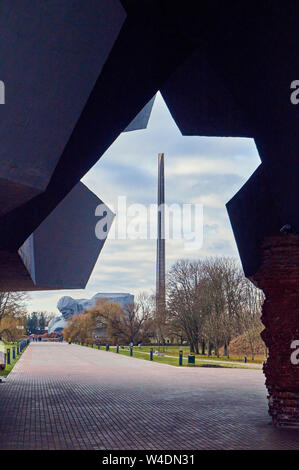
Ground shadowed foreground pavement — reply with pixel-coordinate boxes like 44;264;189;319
0;342;298;450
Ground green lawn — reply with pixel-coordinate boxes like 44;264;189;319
135;345;265;364
74;342;261;369
112;347;261;369
0;341;28;378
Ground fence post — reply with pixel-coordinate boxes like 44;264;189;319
150;348;153;361
179;350;183;366
6;349;11;365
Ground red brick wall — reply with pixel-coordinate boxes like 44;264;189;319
252;234;299;428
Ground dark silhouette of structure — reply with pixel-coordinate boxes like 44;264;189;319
0;1;298;428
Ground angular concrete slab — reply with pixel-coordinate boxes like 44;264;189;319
161;50;252;137
226;164;283;277
123;95;156;132
0;0;125;214
18;182;114;289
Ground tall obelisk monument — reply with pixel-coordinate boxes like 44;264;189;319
156;153;165;312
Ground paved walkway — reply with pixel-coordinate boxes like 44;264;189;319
0;342;298;450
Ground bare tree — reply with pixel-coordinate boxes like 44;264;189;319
167;315;187;345
201;258;245;356
167;259;205;353
122;292;155;344
0;291;28;341
167;257;262;358
64;294;155;345
238;279;265;359
88;298;124;343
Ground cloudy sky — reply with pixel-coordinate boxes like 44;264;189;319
27;92;260;315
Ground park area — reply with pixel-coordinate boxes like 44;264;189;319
76;342;263;369
0;341;298;450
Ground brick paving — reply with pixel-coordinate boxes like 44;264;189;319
0;342;298;450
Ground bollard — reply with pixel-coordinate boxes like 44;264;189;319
98;344;100;350
150;348;153;361
105;344;109;351
179;350;183;366
116;345;119;353
244;356;247;363
130;346;133;357
17;344;19;355
12;347;16;360
6;349;11;365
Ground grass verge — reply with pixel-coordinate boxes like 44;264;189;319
0;342;28;378
74;343;261;369
136;345;265;364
